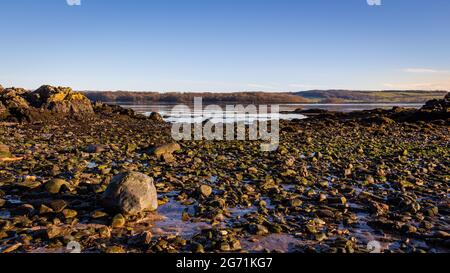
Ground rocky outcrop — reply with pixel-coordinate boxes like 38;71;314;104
421;92;450;113
27;85;94;115
0;85;94;122
102;172;158;215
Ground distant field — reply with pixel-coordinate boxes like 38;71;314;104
83;90;448;104
296;90;448;103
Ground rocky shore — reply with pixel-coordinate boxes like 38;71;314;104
0;85;449;253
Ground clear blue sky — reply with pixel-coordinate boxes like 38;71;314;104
1;0;449;92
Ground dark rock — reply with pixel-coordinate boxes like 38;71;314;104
149;112;165;122
45;178;70;194
248;224;269;236
102;172;158;215
421;92;450;112
295;108;329;115
85;144;108;153
93;103;137;117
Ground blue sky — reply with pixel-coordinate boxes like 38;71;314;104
0;0;449;92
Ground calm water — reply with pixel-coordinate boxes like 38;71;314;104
112;102;424;123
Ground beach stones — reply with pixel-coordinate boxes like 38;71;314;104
112;214;126;228
248;224;269;236
102;172;158;215
45;178;70;194
200;185;213;197
153;142;181;158
85;144;108;153
0;144;11;158
45;178;69;194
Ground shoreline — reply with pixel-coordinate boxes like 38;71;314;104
0;87;449;253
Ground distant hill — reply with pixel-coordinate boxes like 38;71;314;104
83;91;309;104
295;90;448;103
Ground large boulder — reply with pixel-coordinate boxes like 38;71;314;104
102;172;158;215
28;85;94;115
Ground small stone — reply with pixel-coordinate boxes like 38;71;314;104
99;226;112;238
315;233;328;242
62;209;78;219
433;231;450;238
46;226;62;239
39;204;54;214
248;224;269;236
153;143;181;158
85;144;108;153
365;175;375;184
105;246;126;253
318;194;327;202
426;206;439;217
49;200;67;213
285;157;295;167
45;178;70;194
129;231;153;246
149;112;164;122
91;210;108;219
112;214;126;228
220;242;231;251
162;153;175;163
1;243;22;253
0;144;12;158
344;168;352;177
191;243;205;253
401;224;417;234
231;240;241;250
200;185;213;197
290;199;302;207
328;196;347;205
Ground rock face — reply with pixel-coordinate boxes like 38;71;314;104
102;172;158;215
0;85;94;121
